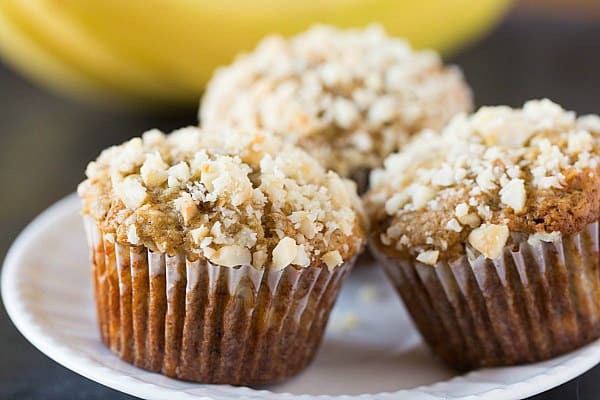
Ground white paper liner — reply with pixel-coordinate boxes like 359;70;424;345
82;216;354;385
375;221;600;370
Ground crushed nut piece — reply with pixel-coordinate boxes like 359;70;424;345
272;237;298;270
140;153;168;187
174;192;198;224
527;231;561;246
416;250;439;265
366;99;598;264
468;224;509;260
115;176;147;209
78;128;365;268
322;250;343;270
445;218;463;232
190;225;209;245
209;245;251;267
127;225;140;245
500;178;526;213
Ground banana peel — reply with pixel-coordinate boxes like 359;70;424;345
0;0;512;106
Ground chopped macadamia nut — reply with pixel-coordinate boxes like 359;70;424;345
446;218;462;232
322;250;344;270
455;203;469;218
476;169;497;192
411;185;436;210
209;245;251;267
167;162;191;188
458;212;481;228
333;98;360;129
78;128;365;270
272;237;298;270
174;192;198;224
468;224;509;260
500;178;526;213
115;176;147;209
190;225;209;245
140;153;168;187
202;24;472;178
366;99;599;263
416;250;439;265
527;231;562;247
252;250;268;269
293;245;310;267
127;225;140;245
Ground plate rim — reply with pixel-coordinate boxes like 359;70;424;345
2;194;600;400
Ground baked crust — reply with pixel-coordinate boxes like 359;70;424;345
366;100;600;264
79;128;365;270
202;24;472;178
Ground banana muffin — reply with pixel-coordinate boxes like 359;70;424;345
365;99;600;370
78;127;365;384
201;24;472;191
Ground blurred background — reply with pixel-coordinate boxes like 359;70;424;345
0;0;599;399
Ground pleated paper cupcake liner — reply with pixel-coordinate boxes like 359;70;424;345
373;220;600;370
83;217;354;385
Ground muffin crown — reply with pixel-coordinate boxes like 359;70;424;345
366;99;600;264
78;128;364;269
201;24;472;176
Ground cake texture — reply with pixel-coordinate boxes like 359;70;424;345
365;99;600;369
201;24;472;189
78;127;365;384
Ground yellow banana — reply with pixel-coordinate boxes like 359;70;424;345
0;0;512;106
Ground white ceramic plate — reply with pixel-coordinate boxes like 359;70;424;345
3;194;600;400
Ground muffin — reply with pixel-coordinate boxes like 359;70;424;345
201;24;472;191
78;127;365;385
365;99;599;370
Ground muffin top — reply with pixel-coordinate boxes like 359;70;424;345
365;99;600;265
201;24;472;177
78;127;365;270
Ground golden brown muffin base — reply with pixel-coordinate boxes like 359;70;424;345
85;219;354;385
372;220;600;370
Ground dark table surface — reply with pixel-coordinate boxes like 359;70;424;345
0;11;598;400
